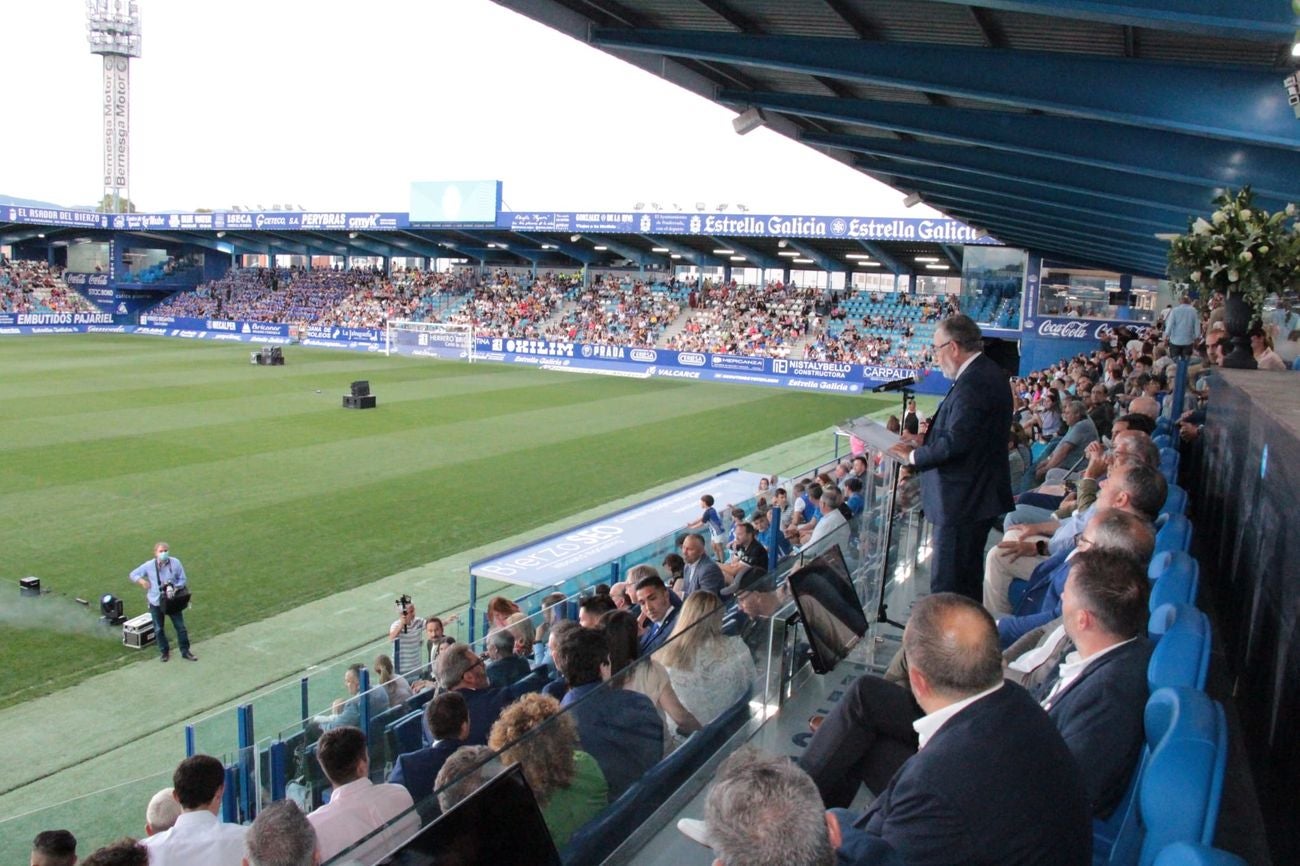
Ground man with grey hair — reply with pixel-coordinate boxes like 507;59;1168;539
243;800;319;866
838;593;1090;865
804;489;848;551
1033;398;1097;482
434;745;494;813
694;748;855;866
144;787;182;836
484;629;529;688
888;315;1014;601
433;642;546;746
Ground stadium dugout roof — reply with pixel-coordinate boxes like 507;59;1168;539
491;0;1300;277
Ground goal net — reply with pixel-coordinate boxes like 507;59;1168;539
384;320;475;362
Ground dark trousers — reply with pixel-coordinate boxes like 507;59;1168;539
930;517;999;601
799;674;922;808
149;604;190;655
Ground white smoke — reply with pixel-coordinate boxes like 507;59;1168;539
0;590;124;639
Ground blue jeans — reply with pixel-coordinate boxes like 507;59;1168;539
150;604;190;655
1002;503;1056;531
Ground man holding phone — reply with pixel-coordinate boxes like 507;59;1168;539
130;541;195;663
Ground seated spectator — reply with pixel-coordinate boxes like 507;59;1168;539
141;755;248;866
542;620;580;702
634;572;681;656
679;533;726;596
660;553;685;588
30;830;77;866
488;693;609;848
434;745;494;814
719;520;768;583
390;691;470;805
1033;399;1098;482
504;612;537;659
80;839;148;866
144;788;182;836
691;748;902;866
832;594;1090;866
484;629;531;688
434;643;548;745
658;592;757;726
1251;327;1288;370
244;800;319;866
312;663;387;731
556;625;663;798
577;594;617;628
307;726;420;865
533;593;568;667
601;609;701;739
1008;424;1034;495
750;507;792;562
802;490;848;551
373;654;413;707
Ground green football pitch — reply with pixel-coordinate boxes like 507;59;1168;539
0;334;889;710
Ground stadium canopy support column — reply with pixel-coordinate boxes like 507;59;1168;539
468;572;478;645
582;263;590;288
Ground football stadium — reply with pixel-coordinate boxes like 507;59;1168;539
3;2;1300;865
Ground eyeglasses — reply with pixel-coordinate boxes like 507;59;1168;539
1075;534;1095;550
933;339;953;353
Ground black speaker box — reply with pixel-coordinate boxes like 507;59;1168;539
342;394;377;409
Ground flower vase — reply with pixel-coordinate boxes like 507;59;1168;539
1220;291;1257;369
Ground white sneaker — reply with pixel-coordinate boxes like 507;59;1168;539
676;817;713;849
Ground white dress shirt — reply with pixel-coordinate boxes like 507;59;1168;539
1040;637;1137;710
308;777;420;865
912;682;1004;750
140;809;248;866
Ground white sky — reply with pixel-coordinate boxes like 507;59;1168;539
0;0;943;219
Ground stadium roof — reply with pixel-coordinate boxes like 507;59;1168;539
491;0;1300;277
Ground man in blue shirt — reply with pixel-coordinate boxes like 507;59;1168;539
1164;294;1200;358
129;541;194;662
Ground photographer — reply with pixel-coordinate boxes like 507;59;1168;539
388;595;425;679
129;542;195;663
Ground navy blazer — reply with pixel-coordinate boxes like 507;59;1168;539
682;556;725;597
485;655;531;688
429;668;550;747
388;738;463;804
1037;638;1153;818
639;601;681;656
564;684;663;799
910;353;1014;526
856;682;1091;866
998;548;1074;648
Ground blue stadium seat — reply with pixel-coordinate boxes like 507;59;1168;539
1154;515;1192;556
1148;552;1199;613
1147;605;1211;691
1292;356;1300;371
1159;449;1180;483
1160;485;1187;518
388;708;425;758
1151;842;1247;866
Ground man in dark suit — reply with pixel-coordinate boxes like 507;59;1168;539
1036;549;1152;817
389;691;468;805
679;533;725;597
483;629;530;687
634;573;681;656
902;398;921;436
558;625;663;799
430;643;548;746
890;315;1014;601
837;593;1091;865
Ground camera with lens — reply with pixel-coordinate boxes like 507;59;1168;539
396;594;413;632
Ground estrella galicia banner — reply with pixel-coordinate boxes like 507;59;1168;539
496;212;997;243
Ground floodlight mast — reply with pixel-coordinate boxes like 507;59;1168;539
87;0;142;215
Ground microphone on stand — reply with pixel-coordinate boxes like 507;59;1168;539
871;373;923;393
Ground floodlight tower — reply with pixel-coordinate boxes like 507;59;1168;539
86;0;142;214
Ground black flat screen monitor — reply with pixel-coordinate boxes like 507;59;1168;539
787;545;868;674
378;763;560;865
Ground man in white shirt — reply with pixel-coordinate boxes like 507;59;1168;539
307;726;421;865
803;490;848;552
141;755;248;866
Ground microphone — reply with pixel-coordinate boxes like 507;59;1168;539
871;373;923;393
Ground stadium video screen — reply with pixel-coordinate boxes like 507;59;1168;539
409;180;502;224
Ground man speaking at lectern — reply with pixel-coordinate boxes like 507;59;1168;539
890;315;1013;601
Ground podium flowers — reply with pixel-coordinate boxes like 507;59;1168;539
1167;187;1300;326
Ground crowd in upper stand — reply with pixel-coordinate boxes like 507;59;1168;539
542;276;685;346
0;258;99;314
666;281;816;358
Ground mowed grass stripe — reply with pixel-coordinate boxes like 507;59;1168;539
0;335;881;707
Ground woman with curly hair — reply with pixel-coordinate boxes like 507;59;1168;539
486;596;521;632
658;591;756;727
487;693;608;847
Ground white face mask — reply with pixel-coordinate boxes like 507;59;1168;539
157;551;169;561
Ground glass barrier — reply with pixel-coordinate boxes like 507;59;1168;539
320;602;773;865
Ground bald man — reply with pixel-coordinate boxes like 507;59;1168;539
830;594;1091;866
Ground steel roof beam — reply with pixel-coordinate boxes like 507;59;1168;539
722;90;1300;201
638;234;724;267
812;133;1233;214
513;233;598;266
708;236;782;270
591;29;1300;147
920;0;1298;42
855;240;908;276
784;239;841;273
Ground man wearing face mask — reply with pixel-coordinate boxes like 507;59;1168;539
130;541;196;663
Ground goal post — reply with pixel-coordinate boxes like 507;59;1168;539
384;320;475;362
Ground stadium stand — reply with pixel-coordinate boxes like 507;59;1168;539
0;259;99;314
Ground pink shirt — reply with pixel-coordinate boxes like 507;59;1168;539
308;777;420;865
